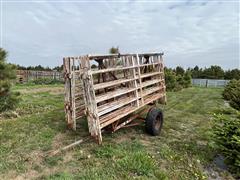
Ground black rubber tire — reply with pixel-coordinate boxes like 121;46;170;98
145;107;163;136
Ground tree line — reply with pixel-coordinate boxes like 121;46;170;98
16;64;63;71
188;65;240;80
164;65;240;80
16;64;240;80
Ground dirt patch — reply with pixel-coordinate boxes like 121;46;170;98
15;170;39;180
139;137;153;147
0;150;45;180
63;152;74;163
52;133;66;149
25;150;45;167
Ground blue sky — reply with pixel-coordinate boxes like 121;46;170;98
1;0;239;69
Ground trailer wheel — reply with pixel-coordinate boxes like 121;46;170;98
146;107;163;136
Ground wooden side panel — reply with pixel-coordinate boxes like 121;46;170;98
64;57;86;131
80;56;102;143
63;57;73;128
70;58;76;130
136;54;144;104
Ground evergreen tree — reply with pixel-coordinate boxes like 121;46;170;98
224;69;240;80
183;71;192;88
202;65;224;79
175;66;185;76
0;48;20;112
109;46;119;54
53;65;63;71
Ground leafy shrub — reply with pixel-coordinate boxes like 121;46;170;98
183;72;192;88
30;78;63;85
212;109;240;175
0;48;20;112
165;68;192;91
0;92;20;112
222;80;240;110
165;69;177;91
176;75;185;87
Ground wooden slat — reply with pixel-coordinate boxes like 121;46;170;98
138;62;161;68
75;104;85;110
63;57;72;125
97;96;138;117
93;78;136;90
75;110;85;117
100;93;165;128
71;58;77;130
75;93;83;98
87;52;164;60
100;105;135;126
142;86;162;97
131;56;140;107
91;63;162;75
95;87;136;103
76;115;85;120
140;79;164;88
80;56;102;144
141;72;162;79
91;66;135;74
144;93;165;105
136;54;144;104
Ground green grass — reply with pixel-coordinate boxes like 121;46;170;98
0;85;235;179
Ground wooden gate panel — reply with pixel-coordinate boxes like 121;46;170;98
63;57;86;130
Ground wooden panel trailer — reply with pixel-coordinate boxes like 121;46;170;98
63;52;166;144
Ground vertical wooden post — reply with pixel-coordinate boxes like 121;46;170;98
71;58;76;130
63;57;72;128
136;54;144;105
159;54;167;104
131;56;140;107
80;56;102;144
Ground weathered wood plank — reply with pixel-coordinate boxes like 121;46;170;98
63;57;73;128
142;86;164;97
97;96;138;116
140;79;164;88
93;78;136;90
141;71;163;79
80;56;102;144
99;93;165;129
131;56;140;107
95;87;137;103
136;54;144;105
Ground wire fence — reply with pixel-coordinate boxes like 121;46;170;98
192;79;230;88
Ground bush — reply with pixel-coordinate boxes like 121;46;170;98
183;72;192;88
212;109;240;175
222;80;240;110
0;48;20;112
30;78;63;85
0;92;20;112
165;69;177;91
165;68;192;91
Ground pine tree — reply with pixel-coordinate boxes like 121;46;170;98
109;46;119;54
0;48;20;112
